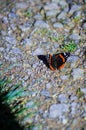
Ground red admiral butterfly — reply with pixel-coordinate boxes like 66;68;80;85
46;52;70;70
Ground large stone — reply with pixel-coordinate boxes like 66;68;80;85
49;104;69;118
72;68;84;80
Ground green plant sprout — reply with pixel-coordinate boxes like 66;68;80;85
48;35;58;42
45;29;65;43
61;41;77;52
23;9;32;17
73;16;81;24
76;88;84;98
40;28;49;36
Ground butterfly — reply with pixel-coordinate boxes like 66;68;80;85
46;52;70;70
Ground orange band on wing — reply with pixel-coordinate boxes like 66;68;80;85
59;54;65;62
58;64;65;70
49;55;52;64
49;65;56;71
49;55;55;71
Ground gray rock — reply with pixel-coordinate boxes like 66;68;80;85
57;94;67;103
43;110;48;118
71;102;77;115
67;56;79;63
27;69;32;75
9;13;17;18
69;5;81;14
32;126;42;130
74;49;81;55
32;48;45;56
16;2;28;9
66;127;72;130
83;104;86;111
82;23;86;30
63;119;68;125
11;8;16;13
19;24;31;32
60;75;68;80
72;68;84;80
2;16;8;24
60;116;68;124
10;24;17;31
66;0;72;4
54;43;59;48
70;95;77;101
34;14;43;20
41;89;50;97
59;1;68;8
24;75;29;81
64;7;69;12
34;20;49;28
25;38;32;46
53;22;63;28
50;17;57;23
46;10;60;18
57;11;66;20
49;104;69;118
9;57;17;62
33;62;39;69
0;47;4;52
73;11;82;18
6;36;17;44
6;44;12;52
10;47;22;54
81;88;86;95
26;101;34;107
44;3;59;10
67;56;79;67
72;119;81;129
4;55;10;61
46;83;51;89
52;0;68;6
1;30;7;36
8;30;13;35
69;34;81;41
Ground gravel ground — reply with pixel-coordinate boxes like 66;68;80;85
0;0;86;130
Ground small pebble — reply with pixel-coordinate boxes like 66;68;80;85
10;47;22;54
6;36;17;44
57;94;67;103
16;2;28;9
57;11;66;20
69;34;81;41
46;10;59;17
34;20;49;28
53;22;63;28
82;22;86;30
2;16;8;24
41;89;50;97
32;48;45;56
34;14;43;20
46;83;51;89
